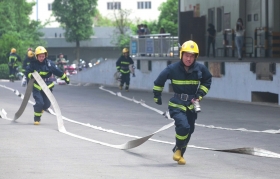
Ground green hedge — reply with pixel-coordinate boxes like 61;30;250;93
0;64;9;79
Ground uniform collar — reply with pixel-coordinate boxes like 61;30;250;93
180;60;196;72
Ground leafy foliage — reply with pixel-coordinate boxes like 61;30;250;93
158;0;178;36
52;0;98;60
110;9;133;50
93;10;114;27
0;64;9;79
0;0;45;65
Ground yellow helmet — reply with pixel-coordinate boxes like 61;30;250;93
122;48;129;53
27;51;34;58
180;40;199;59
35;46;48;58
11;48;16;53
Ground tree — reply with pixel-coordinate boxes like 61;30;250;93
111;9;133;50
158;0;178;36
0;0;45;64
93;10;114;27
52;0;98;60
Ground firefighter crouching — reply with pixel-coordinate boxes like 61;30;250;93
8;48;22;82
25;46;70;125
153;40;212;165
116;48;135;91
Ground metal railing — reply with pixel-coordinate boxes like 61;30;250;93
130;34;179;57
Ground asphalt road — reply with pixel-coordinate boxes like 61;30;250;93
0;80;280;179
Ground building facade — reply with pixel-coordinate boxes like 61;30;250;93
179;0;280;57
26;0;166;28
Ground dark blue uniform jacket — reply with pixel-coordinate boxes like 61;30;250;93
116;55;134;74
153;61;212;111
25;58;66;91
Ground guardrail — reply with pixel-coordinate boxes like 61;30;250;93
129;34;179;57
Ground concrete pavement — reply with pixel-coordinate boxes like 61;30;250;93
0;80;280;179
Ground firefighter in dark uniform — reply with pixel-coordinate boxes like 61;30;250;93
25;46;70;125
116;48;135;91
22;50;36;86
153;40;212;165
8;48;22;82
22;50;36;74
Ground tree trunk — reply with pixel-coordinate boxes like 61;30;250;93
76;40;80;61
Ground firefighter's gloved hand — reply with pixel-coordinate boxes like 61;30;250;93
64;76;70;84
154;95;162;105
132;73;135;77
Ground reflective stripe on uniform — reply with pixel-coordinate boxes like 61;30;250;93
120;69;130;73
176;133;189;140
154;98;158;102
169;101;194;111
61;73;66;80
116;66;120;69
199;85;209;93
34;82;54;90
28;73;32;79
153;86;163;92
168;101;186;112
172;79;199;85
39;71;49;75
34;83;42;90
121;61;130;64
48;82;54;88
34;112;42;116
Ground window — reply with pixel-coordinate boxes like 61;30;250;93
216;7;223;32
137;1;151;9
107;2;121;10
48;3;52;11
247;14;252;22
254;14;258;21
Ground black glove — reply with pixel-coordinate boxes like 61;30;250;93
64;76;70;84
154;95;162;105
132;73;135;77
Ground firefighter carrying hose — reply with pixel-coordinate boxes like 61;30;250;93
153;40;212;165
8;48;22;82
25;46;70;125
116;48;135;92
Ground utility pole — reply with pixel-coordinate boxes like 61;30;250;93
36;0;38;21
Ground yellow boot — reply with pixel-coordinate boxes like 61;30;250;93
173;150;182;161
178;157;186;165
34;121;40;125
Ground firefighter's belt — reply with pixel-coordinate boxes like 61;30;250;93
121;66;129;70
174;93;195;101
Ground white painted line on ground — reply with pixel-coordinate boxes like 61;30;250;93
1;82;280;158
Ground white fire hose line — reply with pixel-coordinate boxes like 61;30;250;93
0;80;280;158
0;72;176;150
100;86;280;135
98;86;280;159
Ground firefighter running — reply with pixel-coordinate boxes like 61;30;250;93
25;46;70;125
153;40;212;165
8;48;22;82
116;48;135;92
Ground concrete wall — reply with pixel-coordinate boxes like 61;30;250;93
70;58;280;105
